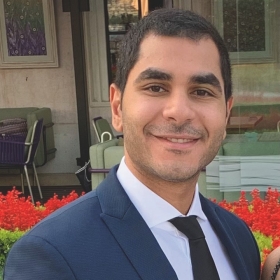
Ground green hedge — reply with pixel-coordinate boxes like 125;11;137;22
0;229;25;269
253;231;273;262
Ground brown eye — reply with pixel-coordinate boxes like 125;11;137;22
150;86;164;92
196;90;208;96
194;90;213;97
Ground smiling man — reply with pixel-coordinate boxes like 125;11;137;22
112;15;232;199
4;8;260;280
111;36;229;210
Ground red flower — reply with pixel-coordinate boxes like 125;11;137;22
215;187;280;264
2;186;280;266
0;187;83;231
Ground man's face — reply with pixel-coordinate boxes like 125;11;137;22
110;34;233;187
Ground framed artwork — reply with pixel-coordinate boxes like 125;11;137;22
0;0;58;68
213;0;275;64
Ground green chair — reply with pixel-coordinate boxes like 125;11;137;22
92;117;114;143
89;139;124;189
92;117;123;143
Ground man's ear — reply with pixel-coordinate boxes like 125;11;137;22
223;96;234;140
226;96;234;121
110;83;123;133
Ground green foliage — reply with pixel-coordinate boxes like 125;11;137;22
0;229;25;268
253;231;273;262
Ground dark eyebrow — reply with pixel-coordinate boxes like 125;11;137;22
134;68;172;85
189;73;222;93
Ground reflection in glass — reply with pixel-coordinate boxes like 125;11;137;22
223;0;265;52
107;0;140;32
106;0;141;81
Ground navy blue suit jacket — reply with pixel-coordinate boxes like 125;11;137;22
4;166;260;280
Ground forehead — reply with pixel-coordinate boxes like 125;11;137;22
129;34;223;84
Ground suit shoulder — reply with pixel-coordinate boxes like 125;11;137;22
27;190;100;235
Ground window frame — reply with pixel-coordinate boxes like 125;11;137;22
212;0;276;64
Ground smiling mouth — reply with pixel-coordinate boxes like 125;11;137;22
166;137;196;143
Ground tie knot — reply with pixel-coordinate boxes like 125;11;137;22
169;215;205;240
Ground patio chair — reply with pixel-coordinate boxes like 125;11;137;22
0;119;44;204
92;117;114;142
92;117;123;143
89;138;124;189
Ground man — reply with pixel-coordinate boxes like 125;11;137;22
4;8;260;280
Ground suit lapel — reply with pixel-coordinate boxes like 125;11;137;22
97;166;178;280
200;194;250;280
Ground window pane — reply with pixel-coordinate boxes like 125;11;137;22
105;0;173;82
106;0;141;82
107;0;140;32
223;0;265;52
207;0;280;201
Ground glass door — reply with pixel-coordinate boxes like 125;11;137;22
105;0;142;83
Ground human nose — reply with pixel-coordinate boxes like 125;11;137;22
162;91;195;124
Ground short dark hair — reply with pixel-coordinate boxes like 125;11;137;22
114;8;232;102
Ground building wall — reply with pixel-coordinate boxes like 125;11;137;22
0;1;80;182
232;64;280;105
1;0;279;188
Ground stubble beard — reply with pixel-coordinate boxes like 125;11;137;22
123;119;225;184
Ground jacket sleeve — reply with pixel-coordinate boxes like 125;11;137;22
3;235;76;280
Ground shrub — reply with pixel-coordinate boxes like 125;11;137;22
216;188;280;263
0;188;81;232
0;189;44;231
253;231;273;263
0;188;82;274
0;229;25;267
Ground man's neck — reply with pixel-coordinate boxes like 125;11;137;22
130;166;200;214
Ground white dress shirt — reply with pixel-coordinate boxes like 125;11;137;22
117;157;238;280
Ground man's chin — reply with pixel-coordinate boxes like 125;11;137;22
151;165;201;183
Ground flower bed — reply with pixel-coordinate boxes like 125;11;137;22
0;187;279;272
215;188;280;263
0;188;81;269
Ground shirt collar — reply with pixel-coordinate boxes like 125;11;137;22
117;157;207;229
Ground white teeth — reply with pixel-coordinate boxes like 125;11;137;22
167;138;193;143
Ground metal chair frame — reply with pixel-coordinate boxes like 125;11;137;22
0;119;44;204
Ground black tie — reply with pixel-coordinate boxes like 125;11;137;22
169;215;220;280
